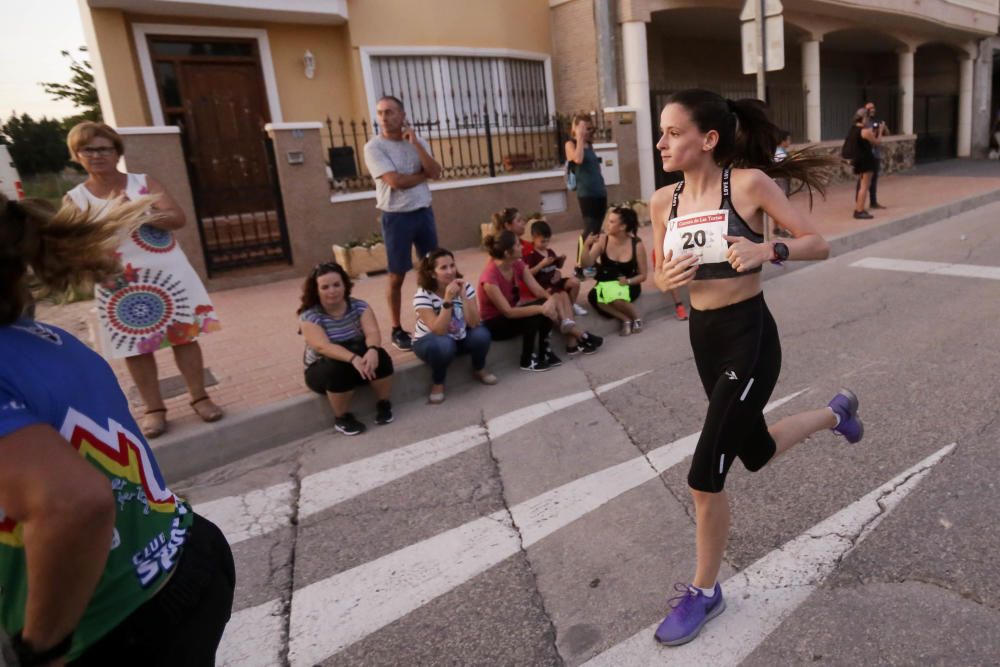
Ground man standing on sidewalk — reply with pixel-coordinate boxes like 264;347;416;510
364;95;443;351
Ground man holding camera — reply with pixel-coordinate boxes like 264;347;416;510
364;95;443;351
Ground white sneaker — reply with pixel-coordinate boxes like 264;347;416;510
572;303;588;316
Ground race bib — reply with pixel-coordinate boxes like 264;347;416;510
664;209;729;265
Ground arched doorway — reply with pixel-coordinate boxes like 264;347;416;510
914;43;961;163
819;29;902;142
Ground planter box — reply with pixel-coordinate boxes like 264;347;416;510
332;243;388;277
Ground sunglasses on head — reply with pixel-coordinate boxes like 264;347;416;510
312;261;341;275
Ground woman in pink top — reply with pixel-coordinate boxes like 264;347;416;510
477;231;557;372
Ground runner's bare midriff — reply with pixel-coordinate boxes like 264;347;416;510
689;272;762;311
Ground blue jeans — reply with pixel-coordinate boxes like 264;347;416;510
412;325;491;384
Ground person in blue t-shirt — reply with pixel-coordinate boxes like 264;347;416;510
0;194;234;665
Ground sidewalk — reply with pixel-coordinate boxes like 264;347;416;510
35;159;1000;478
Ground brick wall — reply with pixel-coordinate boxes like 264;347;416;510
550;0;601;115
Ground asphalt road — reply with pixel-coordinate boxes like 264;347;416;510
177;201;1000;667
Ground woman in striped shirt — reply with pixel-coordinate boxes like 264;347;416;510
298;263;394;436
412;249;496;404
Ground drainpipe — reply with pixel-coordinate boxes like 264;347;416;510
594;0;619;109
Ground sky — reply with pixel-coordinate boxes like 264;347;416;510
0;0;89;121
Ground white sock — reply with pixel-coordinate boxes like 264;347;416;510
694;584;716;597
829;406;841;428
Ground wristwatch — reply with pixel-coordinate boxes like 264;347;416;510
441;301;454;309
771;242;789;264
9;631;73;667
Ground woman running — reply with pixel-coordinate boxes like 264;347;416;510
649;90;864;646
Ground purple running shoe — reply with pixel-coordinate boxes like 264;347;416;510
654;582;726;646
829;389;864;444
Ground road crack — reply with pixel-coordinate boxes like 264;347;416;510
483;408;564;666
278;457;304;666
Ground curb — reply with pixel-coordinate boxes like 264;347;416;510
155;187;1000;481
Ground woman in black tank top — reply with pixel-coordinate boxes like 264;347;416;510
644;90;866;648
582;207;647;335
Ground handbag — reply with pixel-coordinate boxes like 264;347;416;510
595;280;631;304
565;160;577;191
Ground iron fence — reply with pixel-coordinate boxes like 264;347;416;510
324;109;612;195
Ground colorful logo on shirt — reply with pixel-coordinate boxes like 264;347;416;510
59;408;176;514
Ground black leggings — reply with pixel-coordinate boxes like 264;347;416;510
687;292;781;493
72;513;235;666
484;314;552;365
577;195;608;239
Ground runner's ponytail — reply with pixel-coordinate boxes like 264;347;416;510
667;89;837;203
0;194;152;325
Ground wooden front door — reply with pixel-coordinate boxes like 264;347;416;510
150;37;291;273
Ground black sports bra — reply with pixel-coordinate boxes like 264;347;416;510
667;167;764;280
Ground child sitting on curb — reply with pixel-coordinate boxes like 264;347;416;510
525;219;586;315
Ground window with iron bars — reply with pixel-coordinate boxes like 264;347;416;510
369;54;553;131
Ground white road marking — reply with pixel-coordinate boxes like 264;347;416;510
285;390;806;665
196;482;295;545
196;372;651;544
584;443;957;667
852;257;1000;281
217;598;286;667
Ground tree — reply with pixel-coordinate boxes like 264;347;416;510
41;47;102;122
0;114;70;177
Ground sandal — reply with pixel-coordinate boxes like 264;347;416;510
190;396;224;423
141;408;168;439
474;370;498;385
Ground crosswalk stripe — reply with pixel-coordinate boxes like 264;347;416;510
852;257;1000;281
217;599;285;667
284;390;807;665
196;372;650;544
583;442;957;666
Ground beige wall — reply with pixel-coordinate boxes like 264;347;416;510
345;0;552;51
86;7;149;127
266;24;356;125
550;0;602;114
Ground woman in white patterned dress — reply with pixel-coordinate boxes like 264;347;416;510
65;122;223;438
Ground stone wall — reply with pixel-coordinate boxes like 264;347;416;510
791;135;916;184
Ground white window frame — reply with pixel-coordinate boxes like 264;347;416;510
132;23;284;127
360;46;556;138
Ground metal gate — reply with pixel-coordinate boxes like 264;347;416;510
914;94;958;163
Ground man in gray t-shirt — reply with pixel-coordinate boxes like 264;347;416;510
363;95;442;351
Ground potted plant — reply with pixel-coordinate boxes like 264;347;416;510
332;231;388;277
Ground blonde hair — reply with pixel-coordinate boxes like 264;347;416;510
0;194;154;325
67;121;125;159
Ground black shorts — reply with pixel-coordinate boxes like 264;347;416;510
687;292;781;493
305;347;394;394
71;514;235;665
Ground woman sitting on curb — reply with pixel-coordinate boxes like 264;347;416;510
478;231;558;371
583;206;649;336
298;262;393;436
413;248;497;404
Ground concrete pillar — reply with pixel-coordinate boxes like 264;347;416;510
622;20;655;199
958;53;974;157
801;39;822;142
898;48;915;135
118;126;207;281
594;0;620;109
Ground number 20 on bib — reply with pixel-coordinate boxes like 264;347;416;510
664;209;729;265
